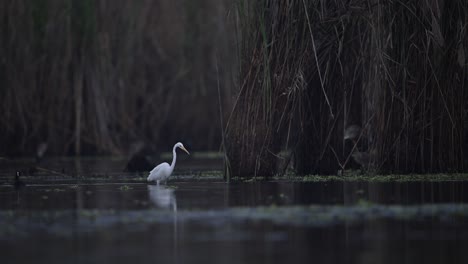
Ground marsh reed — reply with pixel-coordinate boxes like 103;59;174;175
0;0;236;156
226;0;467;177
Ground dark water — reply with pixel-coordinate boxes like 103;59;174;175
0;158;468;264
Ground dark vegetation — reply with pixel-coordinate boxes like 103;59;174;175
226;0;468;177
1;0;467;178
0;0;235;156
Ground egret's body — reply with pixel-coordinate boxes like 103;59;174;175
147;142;189;185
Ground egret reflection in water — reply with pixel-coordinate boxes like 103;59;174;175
147;185;177;211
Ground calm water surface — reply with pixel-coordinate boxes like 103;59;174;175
0;158;467;264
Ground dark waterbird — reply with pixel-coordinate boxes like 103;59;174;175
14;171;26;190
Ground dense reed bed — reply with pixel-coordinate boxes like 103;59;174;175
226;0;468;177
0;0;235;156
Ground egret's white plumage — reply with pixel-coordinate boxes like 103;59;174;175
147;142;190;185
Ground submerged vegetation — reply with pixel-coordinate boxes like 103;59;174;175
300;173;468;182
226;0;468;177
2;204;468;238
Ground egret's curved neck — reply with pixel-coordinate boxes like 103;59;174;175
170;145;177;170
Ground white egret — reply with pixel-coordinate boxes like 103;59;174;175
147;142;190;185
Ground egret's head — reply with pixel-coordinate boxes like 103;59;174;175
176;142;190;155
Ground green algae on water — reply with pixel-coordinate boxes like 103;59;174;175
301;173;468;182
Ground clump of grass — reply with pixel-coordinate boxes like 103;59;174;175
118;185;133;191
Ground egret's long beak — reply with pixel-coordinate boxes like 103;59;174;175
180;146;190;155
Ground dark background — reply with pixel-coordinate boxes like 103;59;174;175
0;0;236;156
1;0;467;176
